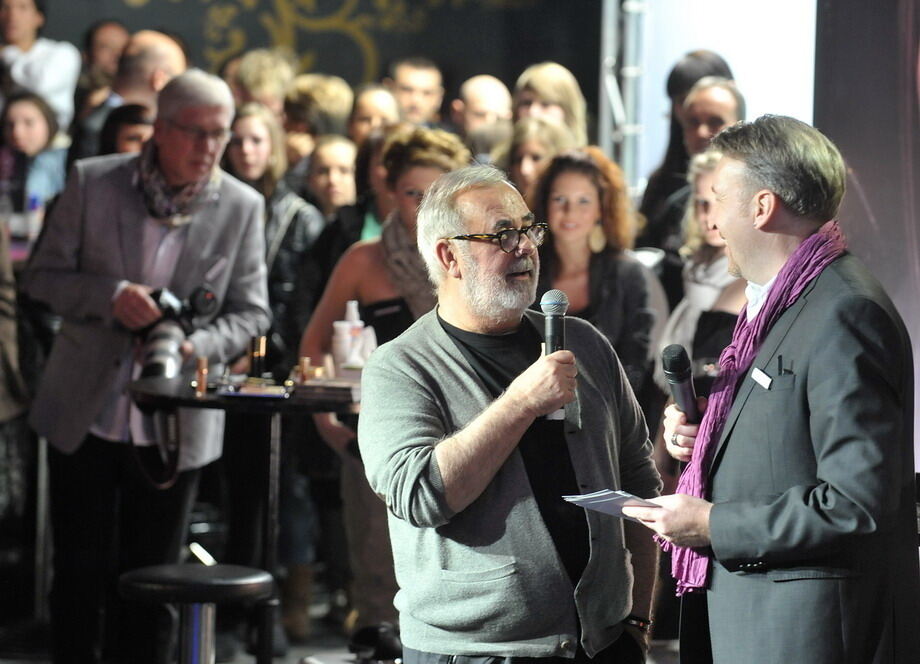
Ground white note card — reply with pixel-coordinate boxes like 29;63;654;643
563;489;660;521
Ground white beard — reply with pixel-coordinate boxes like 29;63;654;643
461;251;539;326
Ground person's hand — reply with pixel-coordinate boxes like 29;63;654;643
663;398;706;463
504;350;577;418
622;493;713;548
314;412;356;455
621;623;650;654
113;283;162;331
229;354;250;375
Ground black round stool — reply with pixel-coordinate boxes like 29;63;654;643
119;564;274;664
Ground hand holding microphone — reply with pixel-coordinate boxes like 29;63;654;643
661;344;705;462
522;288;577;420
506;350;577;418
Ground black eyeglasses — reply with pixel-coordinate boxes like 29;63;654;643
169;120;230;144
447;223;548;253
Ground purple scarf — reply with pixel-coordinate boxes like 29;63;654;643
663;220;848;595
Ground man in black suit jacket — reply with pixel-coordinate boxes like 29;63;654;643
624;115;919;663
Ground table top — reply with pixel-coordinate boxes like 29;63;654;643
130;375;359;415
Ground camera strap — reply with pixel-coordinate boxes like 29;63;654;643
130;410;181;490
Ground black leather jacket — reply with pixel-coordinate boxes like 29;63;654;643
264;181;325;378
536;246;657;393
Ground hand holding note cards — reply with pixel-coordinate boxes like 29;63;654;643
563;489;661;522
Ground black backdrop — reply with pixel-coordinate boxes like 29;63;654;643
42;0;601;113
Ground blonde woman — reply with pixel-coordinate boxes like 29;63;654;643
491;116;577;197
513;61;588;145
653;150;746;399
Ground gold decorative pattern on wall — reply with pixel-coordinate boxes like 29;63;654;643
119;0;534;80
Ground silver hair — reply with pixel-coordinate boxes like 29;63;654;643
710;115;846;222
416;164;513;287
157;68;234;122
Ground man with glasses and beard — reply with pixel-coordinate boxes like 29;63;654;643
358;165;661;664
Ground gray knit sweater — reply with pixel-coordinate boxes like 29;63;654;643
358;308;661;657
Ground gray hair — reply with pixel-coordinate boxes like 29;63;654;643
685;75;746;122
417;164;513;287
710;115;846;223
157;68;234;122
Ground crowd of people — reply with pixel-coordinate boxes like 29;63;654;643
0;3;916;664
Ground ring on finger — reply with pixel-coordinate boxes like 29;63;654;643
670;432;679;447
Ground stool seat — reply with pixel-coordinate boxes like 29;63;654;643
120;564;274;605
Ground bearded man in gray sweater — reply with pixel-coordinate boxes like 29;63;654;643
358;165;661;664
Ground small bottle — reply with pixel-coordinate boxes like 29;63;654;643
195;356;208;397
343;299;364;355
249;335;267;377
298;357;312;383
344;300;360;322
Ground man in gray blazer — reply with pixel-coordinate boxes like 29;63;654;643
624;116;919;663
359;165;661;664
23;69;270;664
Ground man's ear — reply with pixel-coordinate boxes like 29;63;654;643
435;239;462;278
151;67;170;93
450;99;465;128
752;189;779;231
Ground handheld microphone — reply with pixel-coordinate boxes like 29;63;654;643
540;289;569;421
540;289;569;354
661;344;701;424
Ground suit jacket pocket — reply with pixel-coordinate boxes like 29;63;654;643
767;372;795;391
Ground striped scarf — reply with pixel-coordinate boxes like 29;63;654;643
137;140;219;227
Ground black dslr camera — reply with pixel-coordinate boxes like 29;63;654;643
139;287;219;379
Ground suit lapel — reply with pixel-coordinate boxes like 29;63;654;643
117;173;149;284
708;280;817;478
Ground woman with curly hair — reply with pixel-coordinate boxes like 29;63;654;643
531;146;663;393
301;125;471;371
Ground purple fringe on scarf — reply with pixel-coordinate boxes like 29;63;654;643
661;220;848;595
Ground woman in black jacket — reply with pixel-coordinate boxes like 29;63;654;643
224;102;326;378
531;147;664;394
221;102;326;649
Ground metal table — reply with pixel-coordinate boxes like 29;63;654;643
130;375;357;664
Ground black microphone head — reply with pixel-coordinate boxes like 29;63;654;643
540;289;569;316
661;344;692;382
